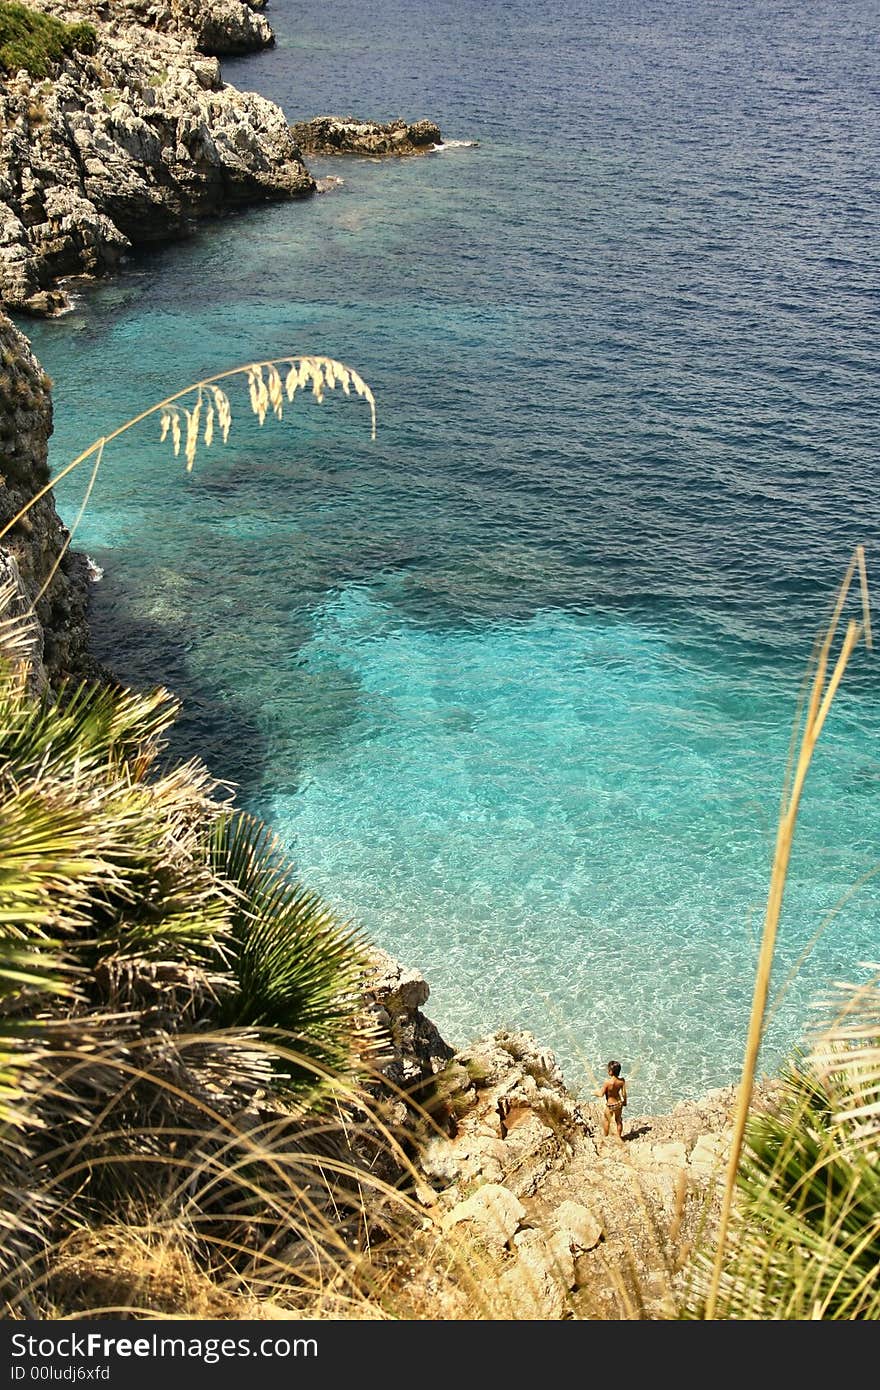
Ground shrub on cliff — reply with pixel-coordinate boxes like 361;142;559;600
0;353;394;1315
0;3;96;80
0;580;375;1307
684;977;880;1320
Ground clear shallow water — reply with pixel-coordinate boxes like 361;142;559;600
20;0;880;1109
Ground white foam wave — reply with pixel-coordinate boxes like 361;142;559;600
431;138;479;151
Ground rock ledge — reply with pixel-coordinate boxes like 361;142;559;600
290;116;443;157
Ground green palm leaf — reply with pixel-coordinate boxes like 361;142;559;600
686;975;880;1320
0;678;175;787
209;812;367;1085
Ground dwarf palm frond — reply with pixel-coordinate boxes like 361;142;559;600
809;973;880;1152
687;975;880;1320
209;812;367;1090
0;681;229;958
0;588;377;1303
0;677;174;784
0;593;236;1272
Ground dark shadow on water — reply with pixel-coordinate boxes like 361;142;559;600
84;561;271;808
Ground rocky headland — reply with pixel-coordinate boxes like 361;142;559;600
53;0;277;58
0;0;313;314
0;1;454;313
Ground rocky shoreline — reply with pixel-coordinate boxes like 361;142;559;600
0;0;314;314
362;948;775;1315
0;2;451;314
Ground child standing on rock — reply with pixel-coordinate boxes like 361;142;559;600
595;1060;627;1140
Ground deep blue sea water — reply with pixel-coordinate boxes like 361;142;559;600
20;0;880;1109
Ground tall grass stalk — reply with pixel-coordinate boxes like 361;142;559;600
705;545;873;1319
0;355;376;611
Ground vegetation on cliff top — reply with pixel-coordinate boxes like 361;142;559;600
0;355;411;1318
0;2;95;80
695;997;880;1321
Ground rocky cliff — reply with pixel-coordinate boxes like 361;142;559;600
26;0;276;57
0;0;314;313
0;308;91;683
98;0;275;58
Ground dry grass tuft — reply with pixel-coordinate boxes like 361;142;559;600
42;1226;278;1320
705;545;873;1318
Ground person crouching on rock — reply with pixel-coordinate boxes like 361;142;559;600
595;1060;627;1140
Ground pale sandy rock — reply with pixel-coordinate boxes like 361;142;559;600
545;1228;579;1289
553;1199;603;1254
361;948;453;1089
497;1229;568;1319
442;1183;525;1251
633;1140;688;1170
421;1132;510;1190
689;1133;729;1175
364;948;430;1013
652;1171;684;1218
419;1135;464;1186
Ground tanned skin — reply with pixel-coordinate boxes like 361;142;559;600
595;1060;627;1139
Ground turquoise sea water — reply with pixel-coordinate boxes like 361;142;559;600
20;0;880;1109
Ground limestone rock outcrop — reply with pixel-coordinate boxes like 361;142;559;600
0;2;314;313
290;116;443;157
0;310;92;681
361;947;454;1096
31;0;274;57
